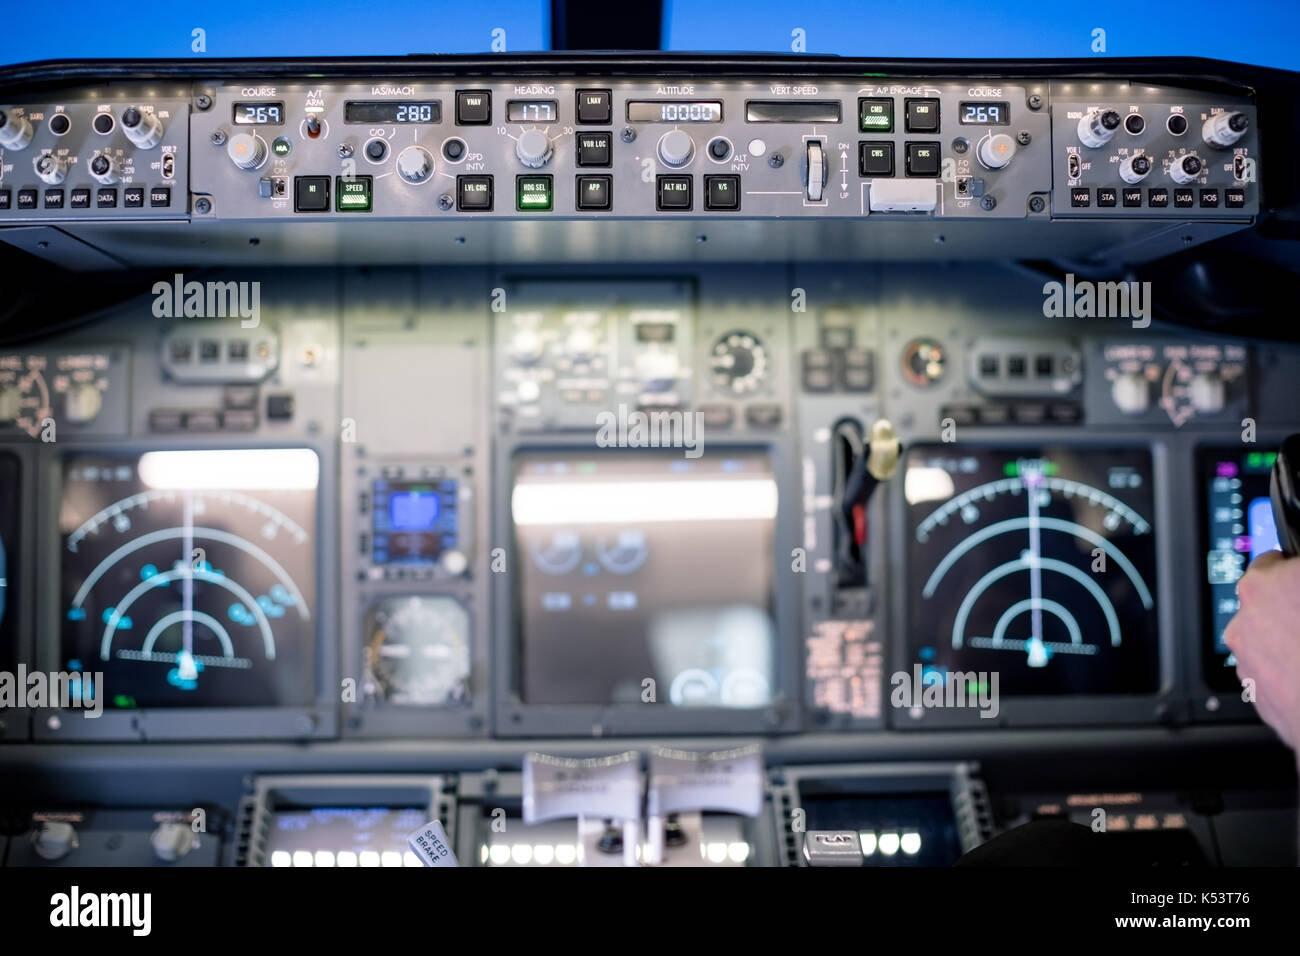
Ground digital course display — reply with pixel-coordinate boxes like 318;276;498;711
1199;447;1280;690
905;446;1159;695
512;451;777;708
59;449;319;709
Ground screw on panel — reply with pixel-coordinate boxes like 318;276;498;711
1027;94;1044;111
980;195;997;211
620;127;636;143
768;152;784;169
194;197;212;214
1017;130;1032;146
1028;195;1046;213
438;193;454;210
195;94;213;111
210;129;227;146
338;143;353;159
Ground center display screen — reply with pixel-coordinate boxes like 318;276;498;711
59;449;319;709
904;446;1160;696
511;451;777;707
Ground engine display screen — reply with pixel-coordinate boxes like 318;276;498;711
905;446;1159;696
0;452;18;676
512;451;777;707
266;807;428;867
1198;447;1280;690
59;449;318;709
371;477;459;564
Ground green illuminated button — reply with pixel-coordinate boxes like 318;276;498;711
516;174;553;211
272;136;292;157
334;174;373;212
859;97;894;133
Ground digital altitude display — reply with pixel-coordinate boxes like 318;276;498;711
344;101;441;124
958;102;1011;125
59;449;318;709
371;477;459;565
626;101;722;123
1198;447;1281;690
905;446;1159;696
512;451;777;707
0;452;19;677
506;100;557;123
232;102;284;125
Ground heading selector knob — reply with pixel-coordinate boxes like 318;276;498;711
1119;154;1153;184
977;133;1017;169
33;152;67;185
120;106;164;149
396;145;434;184
0;109;34;150
226;132;267;170
88;152;121;185
515;128;553;168
1077;109;1122;148
657;129;695;168
1202;111;1249;149
1169;153;1203;184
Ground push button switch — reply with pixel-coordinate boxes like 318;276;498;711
456;90;492;125
905;98;940;133
293;176;330;212
576;175;611;210
905;142;941;177
656;175;692;210
704;175;739;209
576;131;612;167
859;141;894;176
456;175;494;210
576;89;612;124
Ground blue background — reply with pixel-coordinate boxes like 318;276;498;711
0;1;1296;71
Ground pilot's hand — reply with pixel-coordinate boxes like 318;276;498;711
1224;550;1300;752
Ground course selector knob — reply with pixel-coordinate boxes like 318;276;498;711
0;109;33;150
396;145;434;184
977;133;1016;169
515;128;553;168
657;129;695;167
226;132;267;170
33;152;66;185
120;106;164;149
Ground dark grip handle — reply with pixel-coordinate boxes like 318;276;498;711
1270;433;1300;557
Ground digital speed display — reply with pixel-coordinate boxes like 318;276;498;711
506;100;557;122
626;100;723;123
905;446;1159;696
344;101;441;124
59;449;319;709
958;102;1011;125
232;102;285;125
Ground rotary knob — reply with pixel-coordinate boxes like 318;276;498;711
1077;108;1122;148
120;106;164;149
0;384;21;422
0;109;34;150
33;152;67;185
88;152;121;185
1189;372;1226;414
657;129;695;168
1119;154;1153;184
63;383;103;424
31;821;79;861
1202;111;1249;149
515;128;553;168
1169;153;1203;184
1111;372;1150;414
227;132;267;170
150;822;196;862
977;133;1017;169
396;146;434;184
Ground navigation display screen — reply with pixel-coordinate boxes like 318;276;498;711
904;446;1159;696
1198;446;1281;690
371;477;459;564
59;449;319;709
512;451;777;707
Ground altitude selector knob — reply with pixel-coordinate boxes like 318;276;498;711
515;128;553;168
396;145;434;184
226;132;266;170
657;129;695;167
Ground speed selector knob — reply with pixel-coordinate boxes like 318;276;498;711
1119;154;1153;184
1169;154;1203;184
1111;372;1150;414
31;821;79;861
1202;111;1249;149
120;106;164;149
33;152;67;185
977;133;1016;169
88;152;121;185
227;132;267;170
657;129;695;167
515;128;553;168
396;145;434;184
0;109;34;150
1077;108;1122;148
